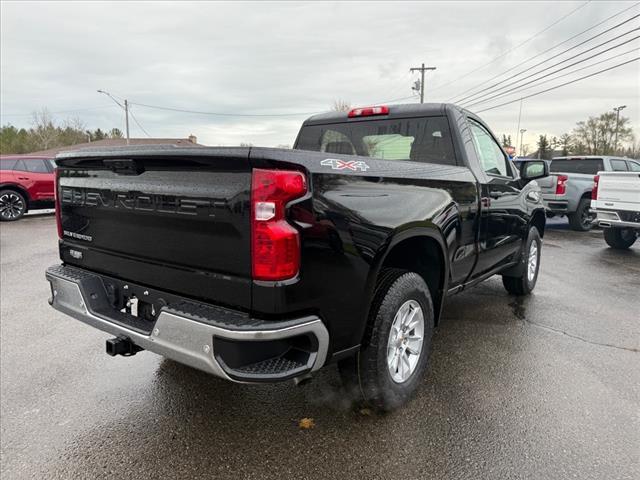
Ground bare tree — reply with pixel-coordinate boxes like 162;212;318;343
332;99;351;112
573;112;633;155
31;108;59;150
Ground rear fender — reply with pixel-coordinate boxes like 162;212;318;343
363;227;450;326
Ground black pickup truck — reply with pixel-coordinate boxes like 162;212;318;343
46;103;548;411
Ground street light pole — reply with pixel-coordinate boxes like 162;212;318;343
613;105;626;153
519;128;527;157
97;90;130;145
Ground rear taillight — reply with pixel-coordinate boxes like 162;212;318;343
251;169;307;281
592;175;600;200
54;167;62;239
556;174;568;195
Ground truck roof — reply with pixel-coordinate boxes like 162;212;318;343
302;103;459;125
552;155;639;161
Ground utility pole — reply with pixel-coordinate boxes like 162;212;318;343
124;99;130;144
613;105;626;153
97;89;130;145
519;129;527;157
410;63;437;103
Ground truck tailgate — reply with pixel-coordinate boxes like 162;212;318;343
597;172;640;211
55;148;252;310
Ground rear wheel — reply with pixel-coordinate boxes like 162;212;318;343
338;269;434;412
568;198;593;231
0;190;27;221
603;228;637;249
502;226;541;295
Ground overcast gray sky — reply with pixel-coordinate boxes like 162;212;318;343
1;1;638;150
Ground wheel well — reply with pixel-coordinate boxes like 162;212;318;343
380;236;446;325
531;210;546;238
0;184;30;209
581;191;592;200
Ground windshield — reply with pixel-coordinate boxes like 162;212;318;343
550;158;603;174
295;116;457;166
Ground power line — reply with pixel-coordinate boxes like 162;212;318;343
474;57;639;113
458;27;639;106
462;35;640;108
428;0;593;94
454;17;640;105
372;94;420;105
445;3;640;102
465;47;639;109
128;109;151;138
130;102;321;117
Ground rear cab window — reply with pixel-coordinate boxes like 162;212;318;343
295;116;457;166
550;158;604;174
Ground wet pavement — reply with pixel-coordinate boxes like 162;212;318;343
1;215;638;479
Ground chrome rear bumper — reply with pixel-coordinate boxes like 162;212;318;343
594;210;640;229
45;264;329;382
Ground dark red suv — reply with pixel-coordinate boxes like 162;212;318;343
0;156;56;221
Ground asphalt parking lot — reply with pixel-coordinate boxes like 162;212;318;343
1;214;638;479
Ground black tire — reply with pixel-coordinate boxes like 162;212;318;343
603;228;637;249
502;226;541;296
568;198;593;231
0;189;27;221
338;269;434;412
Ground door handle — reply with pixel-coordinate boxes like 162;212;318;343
17;176;30;180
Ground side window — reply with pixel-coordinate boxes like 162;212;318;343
610;159;628;171
23;159;49;173
626;161;640;172
469;120;510;177
14;159;27;172
0;158;18;171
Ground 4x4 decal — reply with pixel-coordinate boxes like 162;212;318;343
321;158;370;172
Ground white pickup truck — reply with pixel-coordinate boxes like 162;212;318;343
591;171;640;249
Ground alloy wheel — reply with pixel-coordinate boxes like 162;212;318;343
527;241;538;283
0;193;25;220
387;299;424;383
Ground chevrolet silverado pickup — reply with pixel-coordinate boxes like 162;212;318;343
591;170;640;249
536;156;640;231
46;103;548;411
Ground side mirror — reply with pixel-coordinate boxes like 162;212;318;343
519;160;549;181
